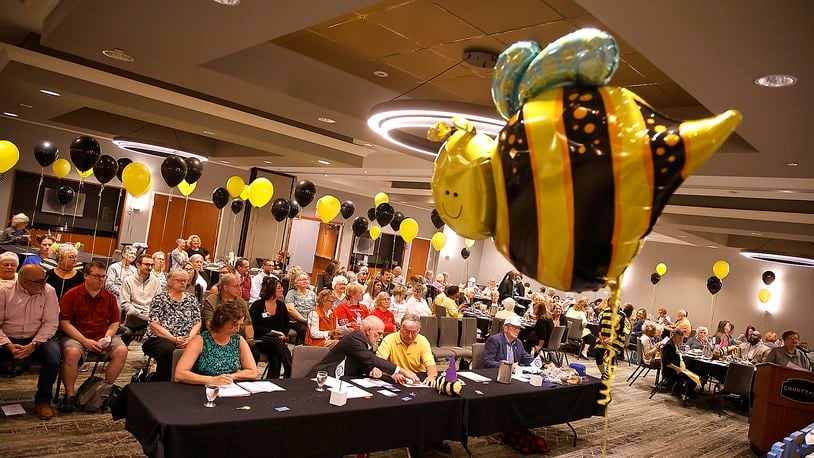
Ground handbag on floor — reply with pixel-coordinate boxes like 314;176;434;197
499;429;550;454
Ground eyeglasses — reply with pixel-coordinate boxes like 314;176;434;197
173;278;188;283
87;274;106;280
142;263;155;268
154;258;165;261
65;255;77;260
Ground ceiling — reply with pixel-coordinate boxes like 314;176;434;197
0;0;811;258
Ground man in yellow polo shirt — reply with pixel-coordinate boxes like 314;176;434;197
376;313;437;385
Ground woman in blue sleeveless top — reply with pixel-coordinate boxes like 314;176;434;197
175;300;257;385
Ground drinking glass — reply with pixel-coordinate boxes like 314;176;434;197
316;371;328;392
204;384;219;407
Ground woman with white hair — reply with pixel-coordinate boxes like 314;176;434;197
495;297;518;320
0;251;18;285
45;243;84;299
0;213;31;245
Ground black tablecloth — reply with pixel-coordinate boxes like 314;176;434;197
113;379;463;458
460;368;604;436
682;353;730;383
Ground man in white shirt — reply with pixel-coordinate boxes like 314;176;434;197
105;246;136;300
121;254;161;333
249;258;278;303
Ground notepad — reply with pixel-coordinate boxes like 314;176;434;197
218;383;251;397
238;381;285;393
328;385;372;399
458;371;491;383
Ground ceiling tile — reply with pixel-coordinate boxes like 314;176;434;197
430;35;506;61
368;0;482;47
609;61;649;86
492;19;575;47
570;14;635;55
543;0;588;18
437;63;480;80
659;81;701;106
621;52;672;84
433;73;493;104
382;48;457;80
310;12;360;31
402;82;469;103
357;0;413;17
434;0;563;34
624;84;677;108
317;17;420;58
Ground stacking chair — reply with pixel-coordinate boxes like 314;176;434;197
438;317;474;359
488;317;503;338
622;333;632;366
290;346;330;378
565;316;585;355
435;306;447;318
170;349;184;382
712;362;755;418
541;326;566;366
628;339;660;386
421;315;455;360
557;321;573;366
471;343;486;369
648;360;669;399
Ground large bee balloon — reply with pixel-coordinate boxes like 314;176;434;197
430;29;741;292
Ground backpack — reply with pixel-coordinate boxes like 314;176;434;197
499;429;550;454
75;376;121;412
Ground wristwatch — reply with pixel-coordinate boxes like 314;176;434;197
31;341;40;349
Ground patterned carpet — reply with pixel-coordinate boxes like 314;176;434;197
0;345;754;457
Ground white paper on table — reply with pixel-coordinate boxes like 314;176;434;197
400;379;434;388
458;371;491;383
238;381;285;393
351;378;387;388
328;385;372;399
218;383;251;397
377;389;398;397
1;404;26;416
512;372;531;382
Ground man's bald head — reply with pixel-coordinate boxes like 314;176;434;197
361;315;385;350
18;265;47;295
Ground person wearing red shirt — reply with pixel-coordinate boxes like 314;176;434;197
335;283;368;331
235;258;252;302
57;262;128;413
370;292;396;333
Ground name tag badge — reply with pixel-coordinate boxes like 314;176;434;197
261;312;270;318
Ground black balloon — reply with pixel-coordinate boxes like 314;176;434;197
230;199;244;215
287;199;300;218
367;207;376;220
375;203;394;226
762;271;776;286
294;180;316;207
340;200;356;219
212;187;229;209
69;135;101;172
706;276;723;295
431;209;445;229
351;217;369;237
33;141;59;167
271;198;290;222
390;211;405;231
461;247;471;260
116;158;133;182
92;155;118;184
184;157;204;184
160;155;187;187
56;186;75;206
650;273;661;285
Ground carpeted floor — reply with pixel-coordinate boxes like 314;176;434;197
0;345;754;457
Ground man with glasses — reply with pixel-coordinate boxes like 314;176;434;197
249;258;278;303
58;262;128;413
0;265;60;419
151;251;167;292
202;273;255;358
0;252;18;285
120;255;162;342
376;314;437;384
483;316;533;368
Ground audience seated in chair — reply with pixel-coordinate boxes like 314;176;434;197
376;314;437;384
336;282;369;331
0;265;61;419
405;283;431;317
306;289;343;348
21;235;54;269
370;292;397;333
640;322;662;365
174;300;257;385
739;330;771;364
483;316;534;368
203;273;255;359
105;246;136;302
284;273;317;345
120;254;161;343
686;326;711;350
141;268;202;383
0;251;19;286
44;244;84;299
495;297;517;321
250;276;292;379
566;299;596;359
58;261;128;413
661;328;701;403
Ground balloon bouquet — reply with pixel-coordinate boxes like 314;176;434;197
429;29;741;409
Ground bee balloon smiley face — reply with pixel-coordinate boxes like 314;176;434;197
430;29;742;292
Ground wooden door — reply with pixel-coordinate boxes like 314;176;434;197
406;238;430;280
147;194;221;256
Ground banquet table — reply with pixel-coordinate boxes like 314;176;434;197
0;243;103;264
113;378;463;458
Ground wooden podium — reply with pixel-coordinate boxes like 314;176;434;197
749;363;814;454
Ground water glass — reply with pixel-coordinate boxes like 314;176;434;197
316;371;328;392
204;384;219;408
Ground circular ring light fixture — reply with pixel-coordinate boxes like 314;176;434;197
740;249;814;268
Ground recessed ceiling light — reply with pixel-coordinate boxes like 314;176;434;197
751;232;763;236
39;89;61;97
102;48;135;62
318;117;336;124
363;170;368;173
202;130;215;135
324;174;328;177
317;160;331;165
263;160;272;164
19;103;34;109
778;189;794;193
707;245;717;248
220;160;230;164
3;112;18;117
754;74;797;88
363;143;373;147
373;70;389;78
677;235;687;238
786;162;799;167
213;0;240;4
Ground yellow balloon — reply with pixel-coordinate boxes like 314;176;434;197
226;176;245;198
757;288;771;304
316;195;340;223
655;262;668;276
400;218;419;243
370;225;381;241
712;260;730;280
0;140;20;173
240;185;250;201
374;192;390;208
248;177;274;207
431;232;447;251
52;158;71;178
77;168;93;179
464;238;475;249
121;162;151;197
177;180;197;197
